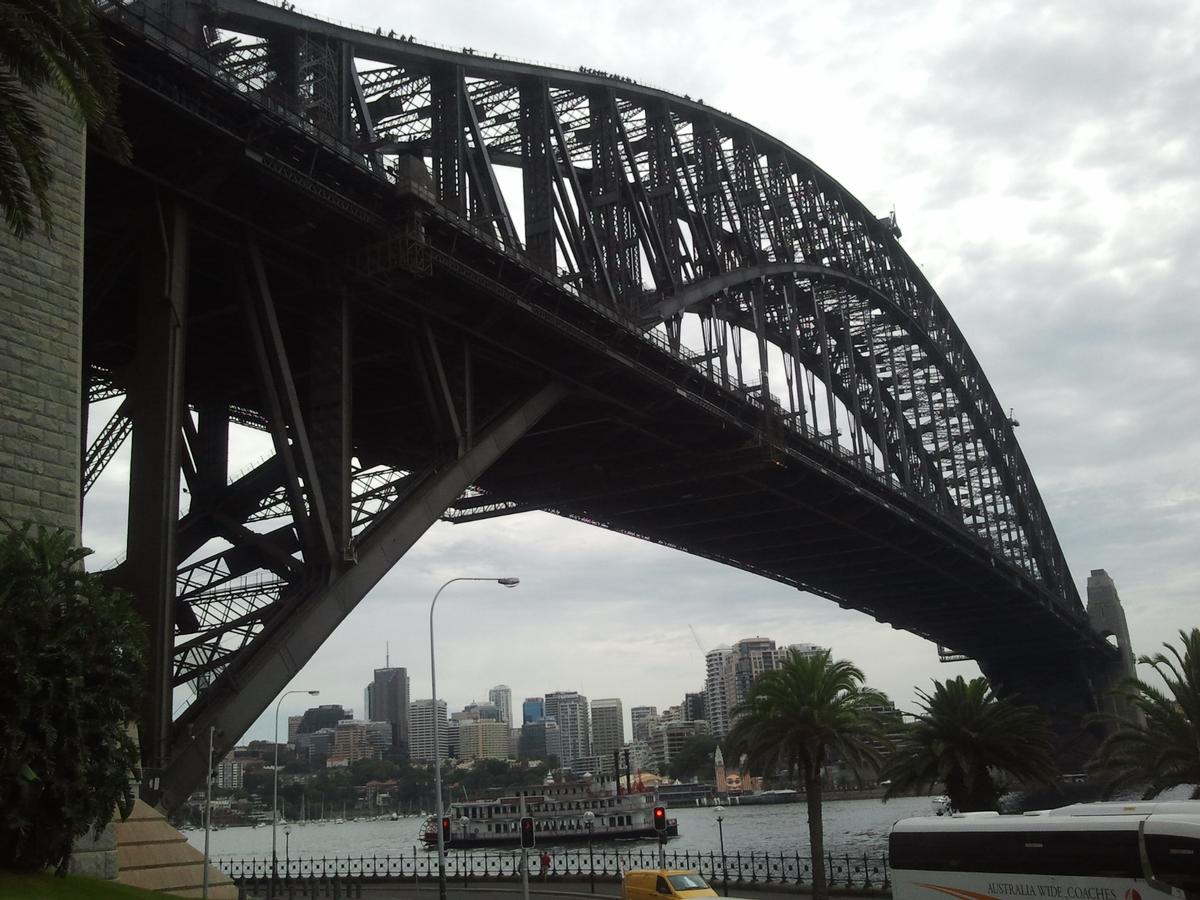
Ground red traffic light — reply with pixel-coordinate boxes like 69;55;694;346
520;815;535;849
653;806;667;832
441;816;451;842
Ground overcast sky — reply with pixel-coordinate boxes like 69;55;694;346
84;0;1200;744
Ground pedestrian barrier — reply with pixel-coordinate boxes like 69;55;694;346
218;847;891;891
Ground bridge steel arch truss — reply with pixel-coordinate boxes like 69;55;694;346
86;0;1113;807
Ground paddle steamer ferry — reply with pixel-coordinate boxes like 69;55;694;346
421;780;679;848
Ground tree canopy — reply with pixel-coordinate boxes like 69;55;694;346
0;0;128;237
667;735;718;781
725;650;889;900
0;523;145;872
1089;628;1200;799
882;675;1057;812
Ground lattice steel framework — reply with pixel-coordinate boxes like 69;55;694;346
126;0;1072;605
85;0;1112;808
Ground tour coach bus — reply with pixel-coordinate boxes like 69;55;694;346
890;800;1199;900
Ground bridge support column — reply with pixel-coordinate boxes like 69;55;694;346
1085;568;1141;724
126;199;190;789
977;653;1105;773
158;382;568;810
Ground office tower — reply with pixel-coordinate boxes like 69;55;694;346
522;697;544;724
408;699;449;762
489;685;513;724
590;698;624;756
287;715;303;745
297;704;352;735
683;693;705;723
373;667;410;751
544;690;590;771
327;720;391;767
630;706;658;742
364;683;375;720
457;719;512;760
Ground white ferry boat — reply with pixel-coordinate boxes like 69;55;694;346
421;780;679;848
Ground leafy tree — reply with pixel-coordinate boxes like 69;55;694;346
667;735;718;781
0;523;145;873
724;650;889;900
1089;628;1200;799
883;675;1057;812
0;0;128;237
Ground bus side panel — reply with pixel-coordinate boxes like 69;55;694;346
891;869;1173;900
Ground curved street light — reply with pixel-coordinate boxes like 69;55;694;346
273;688;319;882
431;576;520;900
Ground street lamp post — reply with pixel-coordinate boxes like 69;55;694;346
714;806;727;897
273;688;319;886
202;725;216;900
430;576;520;900
584;810;595;894
460;815;471;887
284;824;292;878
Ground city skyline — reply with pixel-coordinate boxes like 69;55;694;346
256;632;826;744
77;0;1199;750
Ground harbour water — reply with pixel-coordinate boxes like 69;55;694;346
186;794;938;863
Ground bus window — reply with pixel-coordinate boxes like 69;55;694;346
1146;833;1200;895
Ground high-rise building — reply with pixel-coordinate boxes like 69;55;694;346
364;683;375;720
590;698;624;756
297;704;352;736
215;755;243;789
453;701;500;722
408;699;449;763
705;638;829;737
372;667;411;751
294;727;336;764
704;647;732;737
522;697;544;724
649;720;710;774
544;690;590;771
489;685;513;724
457;719;512;761
683;693;705;723
327;720;392;767
287;715;303;745
630;706;658;742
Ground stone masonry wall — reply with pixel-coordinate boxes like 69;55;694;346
0;87;87;536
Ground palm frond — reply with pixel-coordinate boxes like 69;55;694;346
1089;628;1200;798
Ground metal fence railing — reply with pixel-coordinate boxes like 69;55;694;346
218;847;892;890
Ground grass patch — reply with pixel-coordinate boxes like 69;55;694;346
0;871;179;899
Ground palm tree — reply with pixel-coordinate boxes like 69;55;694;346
724;650;890;900
1089;628;1200;799
882;675;1057;812
0;0;127;238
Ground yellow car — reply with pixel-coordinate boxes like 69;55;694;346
621;869;718;900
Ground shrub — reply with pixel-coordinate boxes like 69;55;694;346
0;522;145;873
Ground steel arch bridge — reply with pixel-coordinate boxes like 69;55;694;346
82;0;1114;808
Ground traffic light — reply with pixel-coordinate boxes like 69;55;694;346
441;816;451;843
653;806;667;833
520;816;535;848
